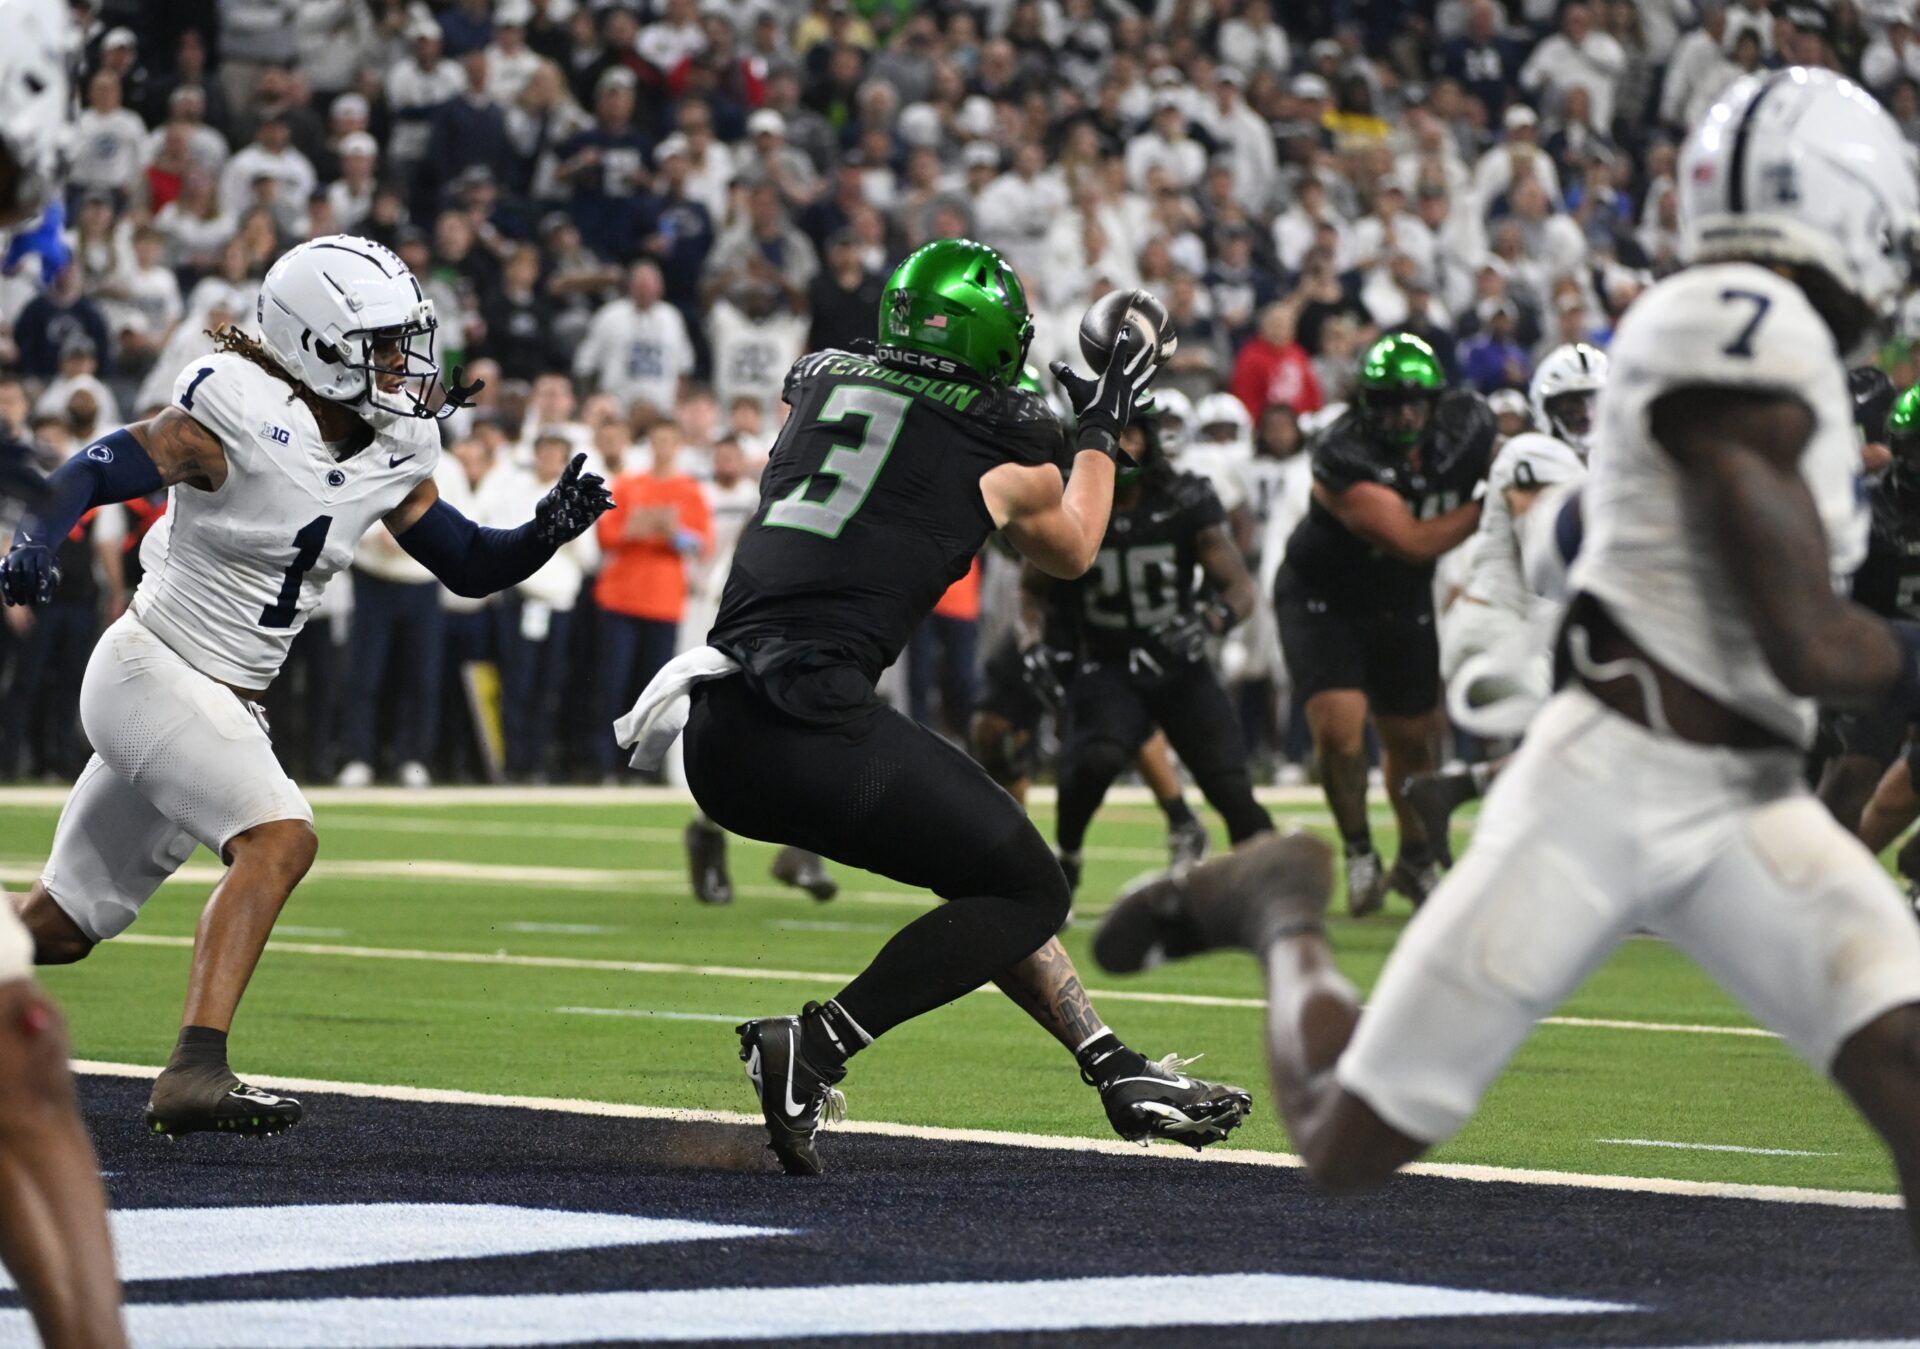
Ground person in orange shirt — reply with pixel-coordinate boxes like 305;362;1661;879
594;420;711;779
908;558;980;738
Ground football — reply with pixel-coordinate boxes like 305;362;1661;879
1077;288;1179;372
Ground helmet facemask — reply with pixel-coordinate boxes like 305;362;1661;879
326;306;445;420
1360;386;1437;450
1543;389;1597;454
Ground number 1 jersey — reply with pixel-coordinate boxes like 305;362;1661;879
133;352;439;688
709;347;1063;686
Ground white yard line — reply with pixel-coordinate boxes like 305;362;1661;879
67;1058;1901;1210
0;784;1346;808
1597;1138;1841;1158
503;923;616;936
103;932;1778;1041
553;1007;746;1024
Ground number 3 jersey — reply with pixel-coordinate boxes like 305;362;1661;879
133;352;440;689
709;347;1062;688
1571;261;1865;745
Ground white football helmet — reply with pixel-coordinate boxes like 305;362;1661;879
0;0;75;228
1194;391;1252;450
257;235;448;421
1680;68;1920;341
1528;342;1609;456
1153;387;1195;457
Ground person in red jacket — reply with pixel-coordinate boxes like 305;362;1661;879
1229;300;1323;421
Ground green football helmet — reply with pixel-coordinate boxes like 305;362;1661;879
1016;363;1045;396
1890;382;1920;469
1356;332;1445;449
880;238;1035;385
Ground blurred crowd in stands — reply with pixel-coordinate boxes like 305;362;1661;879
5;0;1919;785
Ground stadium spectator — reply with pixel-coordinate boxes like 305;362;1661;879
575;261;695;421
703;181;820;314
484;433;601;782
334;516;449;790
708;283;808;419
911;561;981;740
1231;302;1324;423
1519;2;1628;131
70;71;148;206
594;420;712;780
1458;298;1531;392
13;269;111;383
807;228;884;353
557;67;652;261
386;9;467;183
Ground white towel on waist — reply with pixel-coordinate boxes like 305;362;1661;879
613;645;742;771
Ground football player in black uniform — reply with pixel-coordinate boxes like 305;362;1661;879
1816;368;1912;836
667;241;1250;1173
1023;407;1273;893
1275;333;1493;916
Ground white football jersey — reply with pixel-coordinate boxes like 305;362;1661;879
1461;432;1587;617
1570;262;1865;745
708;301;807;418
133;352;440;688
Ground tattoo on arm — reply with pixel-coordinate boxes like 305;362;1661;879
132;408;227;492
994;938;1107;1053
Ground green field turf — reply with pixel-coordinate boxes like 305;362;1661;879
0;793;1898;1194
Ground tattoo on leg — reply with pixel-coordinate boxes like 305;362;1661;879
995;938;1109;1051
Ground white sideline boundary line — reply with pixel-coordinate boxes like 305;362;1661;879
68;1058;1899;1211
100;932;1781;1039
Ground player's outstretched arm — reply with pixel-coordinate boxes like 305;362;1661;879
1313;479;1480;565
0;409;225;606
386;452;613;598
1654;385;1909;707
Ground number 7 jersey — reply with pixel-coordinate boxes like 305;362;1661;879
709;347;1062;685
133;352;440;688
1571;261;1864;745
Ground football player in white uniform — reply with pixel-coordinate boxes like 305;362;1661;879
1410;342;1609;859
0;2;131;1343
1;236;611;1141
1097;69;1920;1244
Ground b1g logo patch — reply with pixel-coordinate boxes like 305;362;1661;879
260;422;291;445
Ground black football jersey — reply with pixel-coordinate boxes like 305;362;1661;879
1282;389;1495;611
1851;471;1920;620
1051;469;1226;663
710;347;1063;687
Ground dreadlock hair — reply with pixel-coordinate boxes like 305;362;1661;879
208;324;339;427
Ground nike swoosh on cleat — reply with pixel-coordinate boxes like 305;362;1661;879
744;1044;763;1090
782;1025;808;1120
389;454;415;468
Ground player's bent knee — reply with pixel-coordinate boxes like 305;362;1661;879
226;818;319;886
0;980;77;1122
1062;737;1131;788
15;887;95;966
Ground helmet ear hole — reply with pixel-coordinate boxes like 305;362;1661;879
314;338;343;366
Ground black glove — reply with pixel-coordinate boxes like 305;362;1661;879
439;366;488;417
532;453;615;546
1051;318;1159;459
0;537;60;606
1019;642;1071;711
1150;611;1209;665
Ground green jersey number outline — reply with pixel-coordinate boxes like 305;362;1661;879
764;385;911;538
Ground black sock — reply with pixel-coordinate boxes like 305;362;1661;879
1400;839;1432;869
798;999;868;1072
1158;795;1197;829
166;1025;229;1073
1074;1030;1147;1090
1343;831;1373;858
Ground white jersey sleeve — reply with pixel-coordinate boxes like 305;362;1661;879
1569;262;1863;745
131;352;441;689
1460;432;1587;616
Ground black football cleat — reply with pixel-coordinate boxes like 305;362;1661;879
1386;852;1441;909
1167;817;1211;874
685;817;733;905
737;1008;846;1175
1093;831;1335;973
771;847;838;902
1095;1052;1253;1150
1403;768;1477;869
144;1075;302;1138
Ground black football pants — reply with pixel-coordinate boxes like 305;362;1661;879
1055;657;1273;855
684;674;1069;1040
